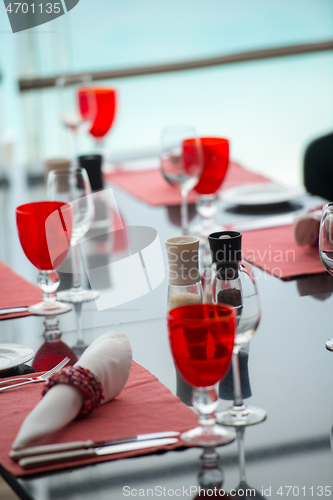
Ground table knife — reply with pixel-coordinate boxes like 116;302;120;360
0;307;29;316
10;431;180;461
18;437;179;469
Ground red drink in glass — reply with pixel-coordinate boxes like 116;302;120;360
194;137;229;195
16;202;72;271
168;303;235;388
78;87;116;140
168;303;236;447
16;201;73;316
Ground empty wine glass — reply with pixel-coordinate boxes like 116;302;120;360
168;303;236;447
56;75;96;158
208;231;267;427
160;125;202;235
319;202;333;351
231;428;267;499
47;167;97;303
16;201;73;316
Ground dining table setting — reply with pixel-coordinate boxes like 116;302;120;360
0;120;333;500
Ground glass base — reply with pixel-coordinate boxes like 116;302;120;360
57;287;99;303
216;405;267;427
28;301;72;316
325;339;333;351
180;425;235;447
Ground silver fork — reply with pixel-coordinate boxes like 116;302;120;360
0;357;70;392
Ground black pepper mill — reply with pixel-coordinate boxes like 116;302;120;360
208;231;243;316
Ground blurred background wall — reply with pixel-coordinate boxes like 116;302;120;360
0;0;332;185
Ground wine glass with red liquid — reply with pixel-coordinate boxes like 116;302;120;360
191;137;229;238
168;303;236;446
78;87;116;150
16;201;73;316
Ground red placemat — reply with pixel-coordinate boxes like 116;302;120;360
0;361;198;477
104;162;270;207
242;225;325;279
0;262;41;320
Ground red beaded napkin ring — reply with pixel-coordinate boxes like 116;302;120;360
42;366;104;416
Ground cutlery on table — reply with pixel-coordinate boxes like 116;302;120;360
0;307;29;316
10;431;181;460
0;357;70;391
17;437;180;468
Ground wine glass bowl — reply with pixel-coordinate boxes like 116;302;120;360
168;303;236;446
16;201;73;316
57;76;96;139
160;126;203;235
195;137;229;195
319;202;333;351
191;137;229;237
78;87;116;144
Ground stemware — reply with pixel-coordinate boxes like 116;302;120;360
168;303;236;447
319;202;333;351
160;125;202;235
16;201;73;316
208;231;267;427
191;137;229;237
78;86;116;154
231;428;267;499
56;75;96;158
47;167;97;303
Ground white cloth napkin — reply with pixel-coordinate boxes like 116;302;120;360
12;331;132;449
293;208;322;247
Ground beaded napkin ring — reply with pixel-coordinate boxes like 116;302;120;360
42;366;104;416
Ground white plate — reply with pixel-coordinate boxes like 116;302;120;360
0;343;35;373
220;183;305;206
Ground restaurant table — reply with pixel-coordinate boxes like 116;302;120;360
0;162;332;500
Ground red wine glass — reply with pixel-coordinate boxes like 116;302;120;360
168;303;236;446
78;87;116;150
191;137;229;237
16;201;73;316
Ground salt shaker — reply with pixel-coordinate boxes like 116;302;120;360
165;236;203;310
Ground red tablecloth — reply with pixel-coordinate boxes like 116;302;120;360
104;162;270;206
0;361;198;477
0;262;40;320
242;225;325;279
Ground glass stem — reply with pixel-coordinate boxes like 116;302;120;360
232;346;244;408
74;302;84;344
71;243;81;290
180;187;189;235
193;386;218;432
38;270;59;308
236;427;247;484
